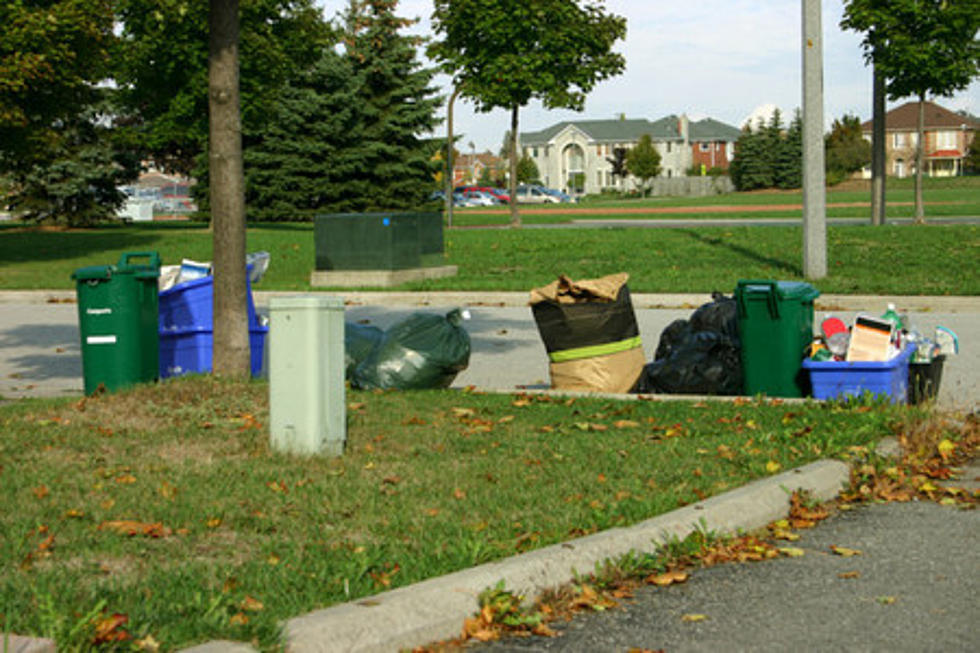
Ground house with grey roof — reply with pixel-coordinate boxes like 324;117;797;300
519;114;741;195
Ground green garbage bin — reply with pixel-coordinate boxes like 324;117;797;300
735;280;820;398
72;252;161;394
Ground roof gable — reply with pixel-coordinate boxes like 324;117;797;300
520;115;741;144
860;100;980;132
690;117;742;142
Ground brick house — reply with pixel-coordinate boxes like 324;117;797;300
518;114;741;195
860;101;979;178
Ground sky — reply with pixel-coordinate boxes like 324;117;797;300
320;0;980;154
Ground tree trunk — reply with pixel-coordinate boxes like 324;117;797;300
445;87;458;228
208;0;250;377
871;64;886;226
914;94;925;224
509;106;521;228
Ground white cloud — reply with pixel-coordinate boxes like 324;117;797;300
321;0;980;152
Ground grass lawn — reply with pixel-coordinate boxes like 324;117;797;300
0;177;977;295
0;377;925;649
1;222;976;295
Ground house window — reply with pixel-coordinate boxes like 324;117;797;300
699;142;711;152
532;147;538;158
666;142;672;154
893;133;904;148
597;170;602;186
936;131;955;149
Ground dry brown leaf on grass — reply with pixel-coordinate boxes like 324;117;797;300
92;613;130;644
98;520;172;538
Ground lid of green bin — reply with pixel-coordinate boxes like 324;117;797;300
736;279;820;300
71;265;114;282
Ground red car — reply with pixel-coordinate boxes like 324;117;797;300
455;186;510;203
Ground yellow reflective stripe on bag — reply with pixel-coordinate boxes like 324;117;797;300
548;336;643;363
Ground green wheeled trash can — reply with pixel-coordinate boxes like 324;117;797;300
72;252;161;394
735;280;820;398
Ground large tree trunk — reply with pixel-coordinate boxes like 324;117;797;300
509;106;521;228
208;0;250;377
871;64;886;226
914;93;925;224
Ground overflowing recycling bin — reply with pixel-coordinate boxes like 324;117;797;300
72;252;161;394
158;266;267;378
735;280;820;398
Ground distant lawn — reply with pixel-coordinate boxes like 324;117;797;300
0;178;977;295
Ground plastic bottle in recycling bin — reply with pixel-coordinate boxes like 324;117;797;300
735;280;820;398
72;252;161;394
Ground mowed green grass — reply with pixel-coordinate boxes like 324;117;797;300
0;377;919;649
0;177;977;294
1;221;975;295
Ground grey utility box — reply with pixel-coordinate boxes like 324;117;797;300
269;296;345;456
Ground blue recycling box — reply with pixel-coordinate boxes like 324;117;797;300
802;343;916;403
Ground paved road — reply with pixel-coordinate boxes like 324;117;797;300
475;500;980;653
0;294;977;411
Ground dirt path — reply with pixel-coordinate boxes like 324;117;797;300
468;201;933;216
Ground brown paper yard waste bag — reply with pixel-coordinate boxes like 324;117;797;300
529;273;644;393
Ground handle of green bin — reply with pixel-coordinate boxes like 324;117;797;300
736;280;780;319
119;251;161;270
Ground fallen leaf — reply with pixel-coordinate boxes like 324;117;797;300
777;547;805;558
206;517;222;528
229;612;249;625
454;488;466;500
99;521;172;538
613;420;640;429
936;439;955;462
267;553;281;565
240;596;264;612
158;481;177;500
876;596;897;605
114;474;136;484
33;485;49;499
765;461;782;473
770;529;800;542
646;570;689;587
682;614;708;623
135;634;160;652
92;613;130;644
830;545;862;557
838;570;861;579
348;402;366;411
452;407;477;418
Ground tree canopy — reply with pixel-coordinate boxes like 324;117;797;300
428;0;626;225
625;134;662;196
825;114;872;184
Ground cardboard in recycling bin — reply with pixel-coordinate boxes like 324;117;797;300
530;273;644;393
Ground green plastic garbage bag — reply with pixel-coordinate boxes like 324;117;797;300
345;322;384;379
352;309;470;390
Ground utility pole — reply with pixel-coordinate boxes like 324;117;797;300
444;87;459;228
802;0;827;279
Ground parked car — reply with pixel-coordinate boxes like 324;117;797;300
514;185;560;204
461;190;499;206
455;185;510;204
540;187;576;203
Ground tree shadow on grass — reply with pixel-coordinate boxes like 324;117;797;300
0;229;163;265
679;229;803;277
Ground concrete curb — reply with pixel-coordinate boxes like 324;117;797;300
3;290;978;313
283;459;849;653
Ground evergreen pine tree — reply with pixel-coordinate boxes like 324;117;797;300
342;0;442;211
244;49;364;220
774;110;803;189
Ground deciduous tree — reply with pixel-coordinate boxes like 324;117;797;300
841;0;980;223
625;135;662;196
429;0;626;226
825;114;872;184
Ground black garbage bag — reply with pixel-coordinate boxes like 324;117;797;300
654;319;693;361
345;322;384;379
636;331;742;395
689;292;739;345
352;309;471;390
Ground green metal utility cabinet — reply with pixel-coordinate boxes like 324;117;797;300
72;252;160;394
269;296;346;456
736;280;820;398
314;212;443;271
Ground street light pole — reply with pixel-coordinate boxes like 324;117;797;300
802;0;827;279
